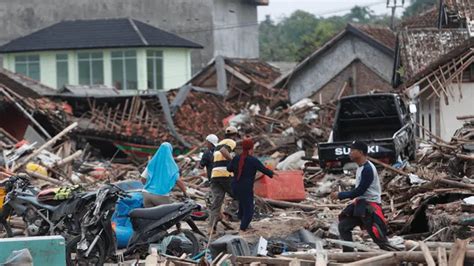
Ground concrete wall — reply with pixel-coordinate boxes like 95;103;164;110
287;34;394;103
2;47;192;90
0;0;260;74
212;0;259;58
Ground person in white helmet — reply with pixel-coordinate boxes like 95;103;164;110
200;134;219;182
208;126;240;233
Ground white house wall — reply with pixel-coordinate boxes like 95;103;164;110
439;83;474;140
418;95;438;139
1;47;192;91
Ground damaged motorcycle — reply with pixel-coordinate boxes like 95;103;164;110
66;183;205;265
0;174;95;238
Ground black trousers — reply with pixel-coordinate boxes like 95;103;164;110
338;201;389;252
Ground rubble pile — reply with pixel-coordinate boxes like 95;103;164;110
416;119;474;178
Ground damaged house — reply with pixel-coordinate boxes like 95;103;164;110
0;18;202;91
394;0;474;141
273;23;396;104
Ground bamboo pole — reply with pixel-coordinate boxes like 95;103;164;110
12;122;78;172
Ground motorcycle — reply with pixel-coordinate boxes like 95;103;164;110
0;174;95;238
67;183;205;265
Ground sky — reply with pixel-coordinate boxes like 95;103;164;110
257;0;408;22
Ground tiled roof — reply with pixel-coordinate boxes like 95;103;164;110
0;68;55;98
398;6;440;29
352;24;397;50
444;0;474;21
399;28;470;80
0;18;202;53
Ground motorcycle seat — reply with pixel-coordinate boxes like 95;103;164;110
129;203;184;219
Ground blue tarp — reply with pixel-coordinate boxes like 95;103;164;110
112;180;144;248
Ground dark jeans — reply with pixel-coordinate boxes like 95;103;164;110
232;181;254;230
338;200;389;252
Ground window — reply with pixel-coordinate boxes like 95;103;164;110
56;54;68;89
147;51;163;90
78;52;104;85
111;51;137;90
462;63;474;82
15;55;40;81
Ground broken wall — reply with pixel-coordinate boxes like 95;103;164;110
312;60;393;104
287;34;394;104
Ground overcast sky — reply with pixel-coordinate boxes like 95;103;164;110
257;0;407;22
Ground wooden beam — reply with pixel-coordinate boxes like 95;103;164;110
345;252;395;266
263;198;345;211
438;247;448;266
224;65;252;84
419;241;436;266
326;239;379;252
448;239;469;266
283;250;474;263
12;122;78;172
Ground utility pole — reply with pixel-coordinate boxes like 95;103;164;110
386;0;405;30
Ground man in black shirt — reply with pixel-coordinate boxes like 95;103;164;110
200;134;218;180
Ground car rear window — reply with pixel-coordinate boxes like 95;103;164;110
339;96;398;119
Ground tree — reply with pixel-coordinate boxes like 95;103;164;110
403;0;437;18
259;7;392;62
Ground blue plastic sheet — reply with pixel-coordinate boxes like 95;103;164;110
112;191;143;248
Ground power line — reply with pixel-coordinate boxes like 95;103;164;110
175;0;388;35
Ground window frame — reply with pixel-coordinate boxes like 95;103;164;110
111;50;138;90
14;54;40;81
77;52;104;85
56;53;69;89
147;50;164;90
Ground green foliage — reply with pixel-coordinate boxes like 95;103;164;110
403;0;437;18
259;7;393;62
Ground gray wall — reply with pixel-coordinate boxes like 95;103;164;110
212;0;259;58
288;34;394;103
0;0;259;74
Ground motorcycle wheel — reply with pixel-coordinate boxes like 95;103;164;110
168;229;200;257
66;235;106;266
0;220;13;238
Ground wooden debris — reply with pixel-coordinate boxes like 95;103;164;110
448;239;469;266
419;241;436;266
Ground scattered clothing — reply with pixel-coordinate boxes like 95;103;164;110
228;154;274;230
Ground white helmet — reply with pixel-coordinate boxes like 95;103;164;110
206;134;219;146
